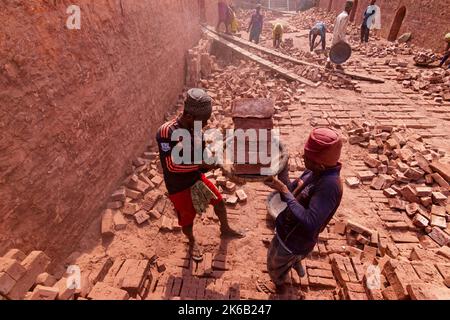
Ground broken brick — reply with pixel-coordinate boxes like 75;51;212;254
134;210;150;225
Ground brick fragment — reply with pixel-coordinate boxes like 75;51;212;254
113;211;127;230
7;251;51;300
0;257;26;281
29;285;59;300
134;210;150;225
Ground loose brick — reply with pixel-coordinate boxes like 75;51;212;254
123;202;139;216
412;214;429;228
53;277;75;300
101;209;115;237
29;285;59;300
364;155;381;168
111;188;127;202
432;192;447;205
383;188;397;198
125;188;142;200
236;189;248;202
35;273;57;287
428;227;450;246
0;272;15;296
0;258;26;281
432;205;447;217
431;215;447;229
416;186;432;197
345;177;360;188
113;211;127;230
400;185;419;203
357;171;376;182
407;283;450;300
7;251;51;300
160;215;173;231
308;277;337;289
134;210;150;225
149;209;161;220
347;220;374;236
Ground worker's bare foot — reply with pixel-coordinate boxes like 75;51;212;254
189;242;203;262
220;227;246;239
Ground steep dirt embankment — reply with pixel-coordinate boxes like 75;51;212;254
0;0;217;265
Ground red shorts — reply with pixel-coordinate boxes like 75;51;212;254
168;174;223;227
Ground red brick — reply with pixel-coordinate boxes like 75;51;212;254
53;277;75;300
308;276;337;289
428;227;450;246
0;258;26;281
407;283;450;300
2;249;26;262
7;251;51;300
101;209;115;237
0;272;15;296
29;285;59;300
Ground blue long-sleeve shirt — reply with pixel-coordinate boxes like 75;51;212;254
275;164;343;255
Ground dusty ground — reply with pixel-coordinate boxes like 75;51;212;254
42;9;450;300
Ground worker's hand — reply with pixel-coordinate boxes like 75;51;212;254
200;163;219;172
292;179;304;198
264;177;289;194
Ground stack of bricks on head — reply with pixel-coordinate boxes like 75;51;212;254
232;98;275;176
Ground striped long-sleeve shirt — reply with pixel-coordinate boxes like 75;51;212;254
156;118;203;195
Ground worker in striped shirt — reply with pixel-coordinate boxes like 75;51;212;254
156;89;245;261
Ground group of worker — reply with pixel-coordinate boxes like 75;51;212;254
156;88;344;295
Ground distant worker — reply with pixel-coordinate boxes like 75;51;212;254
439;33;450;69
265;128;344;294
273;23;284;48
332;1;353;46
229;4;239;34
309;22;327;52
248;4;264;44
327;1;353;68
361;0;377;43
217;0;230;34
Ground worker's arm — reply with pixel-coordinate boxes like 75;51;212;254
281;179;341;234
248;16;254;32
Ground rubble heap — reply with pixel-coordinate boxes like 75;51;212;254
345;122;450;247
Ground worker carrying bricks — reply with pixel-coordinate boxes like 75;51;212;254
217;0;231;34
439;33;450;69
156;89;245;261
264;128;344;294
248;4;264;44
272;23;284;48
309;21;327;52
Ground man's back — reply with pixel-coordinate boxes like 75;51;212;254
156;119;202;195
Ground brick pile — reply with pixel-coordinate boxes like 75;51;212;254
345;123;450;242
